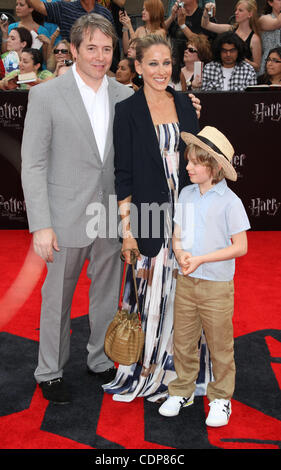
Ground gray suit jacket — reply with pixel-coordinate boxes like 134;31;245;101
21;69;133;247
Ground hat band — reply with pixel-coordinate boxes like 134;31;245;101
197;135;229;162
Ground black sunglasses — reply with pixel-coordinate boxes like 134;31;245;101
186;47;198;54
54;48;69;54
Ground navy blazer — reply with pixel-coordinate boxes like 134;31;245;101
114;86;199;257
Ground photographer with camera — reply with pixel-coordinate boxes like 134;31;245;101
46;39;73;76
165;0;217;65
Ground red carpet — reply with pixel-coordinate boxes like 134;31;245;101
0;230;280;451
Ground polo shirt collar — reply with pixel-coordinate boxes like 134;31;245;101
210;178;227;195
194;178;227;196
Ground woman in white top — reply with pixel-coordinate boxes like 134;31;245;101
201;0;262;72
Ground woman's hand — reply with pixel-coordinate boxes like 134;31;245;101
37;34;50;45
204;2;216;17
0;75;18;90
0;18;8;35
119;10;132;27
177;6;187;27
121;236;141;265
191;75;202;90
188;93;202;119
171;2;179;20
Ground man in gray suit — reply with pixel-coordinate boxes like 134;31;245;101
21;13;133;404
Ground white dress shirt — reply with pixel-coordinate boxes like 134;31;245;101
72;63;109;161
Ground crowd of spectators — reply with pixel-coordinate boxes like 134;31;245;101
0;0;281;91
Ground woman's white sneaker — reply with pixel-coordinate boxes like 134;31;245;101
158;393;194;417
205;399;231;427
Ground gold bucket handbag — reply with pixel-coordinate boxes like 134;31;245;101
104;249;144;366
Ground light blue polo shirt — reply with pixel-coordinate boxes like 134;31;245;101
174;179;251;281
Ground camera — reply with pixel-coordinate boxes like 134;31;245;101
0;13;9;22
208;1;216;17
64;59;73;66
177;2;184;8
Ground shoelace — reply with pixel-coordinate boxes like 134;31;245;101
179;397;191;407
210;400;231;417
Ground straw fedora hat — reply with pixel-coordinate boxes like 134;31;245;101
181;126;237;182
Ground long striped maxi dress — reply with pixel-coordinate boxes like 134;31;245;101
103;123;212;402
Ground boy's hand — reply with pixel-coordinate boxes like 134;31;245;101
176;250;191;269
182;256;202;275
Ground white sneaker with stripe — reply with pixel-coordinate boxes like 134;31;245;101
158;393;194;417
205;399;231;427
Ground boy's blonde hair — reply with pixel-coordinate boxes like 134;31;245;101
185;143;226;185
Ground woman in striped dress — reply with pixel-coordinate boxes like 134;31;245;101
104;34;212;403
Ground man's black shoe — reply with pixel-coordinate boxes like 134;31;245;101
87;366;117;383
39;377;71;404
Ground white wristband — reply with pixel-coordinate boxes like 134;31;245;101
180;24;187;30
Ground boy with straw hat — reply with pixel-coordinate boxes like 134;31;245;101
159;126;250;427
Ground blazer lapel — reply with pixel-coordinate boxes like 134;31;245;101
103;78;117;165
132;88;164;172
59;69;102;163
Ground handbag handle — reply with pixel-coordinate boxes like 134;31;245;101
119;249;141;321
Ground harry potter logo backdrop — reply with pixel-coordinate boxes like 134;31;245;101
198;90;281;230
0;92;27;229
0;90;280;230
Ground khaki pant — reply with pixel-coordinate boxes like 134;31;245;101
168;275;235;402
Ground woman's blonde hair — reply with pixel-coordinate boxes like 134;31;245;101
234;0;261;37
47;40;72;72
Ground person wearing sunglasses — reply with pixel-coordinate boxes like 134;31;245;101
46;40;73;75
258;46;281;84
181;33;212;89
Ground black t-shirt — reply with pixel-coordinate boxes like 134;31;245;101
168;7;217;65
